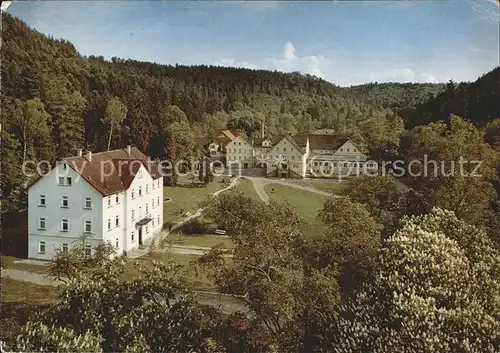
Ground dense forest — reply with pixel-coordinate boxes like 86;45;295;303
1;11;499;212
402;68;500;128
349;82;446;112
1;11;500;352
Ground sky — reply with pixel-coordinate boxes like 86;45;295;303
5;0;500;86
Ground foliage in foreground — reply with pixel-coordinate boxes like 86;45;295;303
11;197;500;352
338;208;500;352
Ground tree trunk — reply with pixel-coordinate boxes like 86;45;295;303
22;128;27;166
107;123;113;151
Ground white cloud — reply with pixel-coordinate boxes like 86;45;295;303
367;68;439;83
266;41;330;79
215;41;330;79
283;41;295;61
214;59;259;70
215;42;449;86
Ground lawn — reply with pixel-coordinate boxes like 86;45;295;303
0;278;58;344
230;179;262;201
310;180;351;195
265;184;328;224
127;251;221;291
163;233;234;249
264;183;328;237
163;177;232;224
1;256;51;274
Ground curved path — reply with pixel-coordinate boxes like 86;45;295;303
130;177;240;259
1;268;246;314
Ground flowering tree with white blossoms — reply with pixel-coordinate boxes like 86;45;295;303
337;208;500;353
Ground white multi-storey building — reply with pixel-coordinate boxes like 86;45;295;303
225;133;376;178
27;146;163;260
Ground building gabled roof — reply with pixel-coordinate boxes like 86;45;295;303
60;147;161;196
307;134;348;151
282;134;306;154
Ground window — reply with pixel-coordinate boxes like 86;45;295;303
115;215;119;227
138;170;143;178
62;163;67;170
58;177;65;185
39;241;46;253
146;184;149;194
85;245;91;257
66;177;72;186
116;195;119;204
62;196;68;208
108;219;111;231
146;203;149;213
132;209;135;220
146;225;149;234
61;219;68;232
85;197;92;209
238;148;241;153
108;197;111;207
340;148;343;152
62;243;68;253
152;198;155;208
85;221;92;233
157;196;160;206
132;189;135;199
39;218;46;230
152;218;155;227
157;180;160;188
283;148;287;152
157;214;160;225
39;195;46;206
131;230;135;242
139;186;142;196
276;147;280;152
211;151;216;155
347;148;350;152
115;238;119;249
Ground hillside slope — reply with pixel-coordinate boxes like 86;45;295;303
402;68;500;128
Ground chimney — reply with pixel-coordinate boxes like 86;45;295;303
127;145;131;155
87;151;92;162
78;149;83;157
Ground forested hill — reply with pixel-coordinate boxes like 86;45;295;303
347;82;446;112
1;12;393;151
401;67;500;128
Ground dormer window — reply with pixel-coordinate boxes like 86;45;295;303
62;163;67;170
